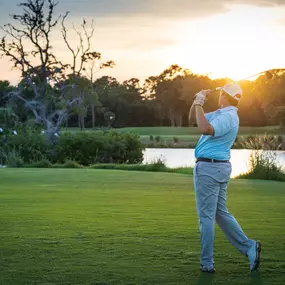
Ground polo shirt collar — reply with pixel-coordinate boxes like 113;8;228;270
218;106;238;113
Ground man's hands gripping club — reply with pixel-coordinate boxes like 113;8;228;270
193;89;212;106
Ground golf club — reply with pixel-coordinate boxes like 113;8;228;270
193;68;285;99
212;70;274;92
213;68;285;93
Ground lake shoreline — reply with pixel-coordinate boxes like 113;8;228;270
143;148;285;178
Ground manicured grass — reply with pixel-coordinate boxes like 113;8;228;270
121;127;284;146
0;169;284;284
65;126;283;147
119;126;282;136
65;126;282;136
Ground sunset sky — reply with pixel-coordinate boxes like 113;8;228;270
1;0;285;84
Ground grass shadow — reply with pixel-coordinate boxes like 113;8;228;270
196;272;215;285
250;272;263;285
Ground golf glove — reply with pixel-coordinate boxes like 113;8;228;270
194;90;207;106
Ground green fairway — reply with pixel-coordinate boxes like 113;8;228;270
65;126;284;147
120;126;284;146
0;169;284;284
119;126;282;136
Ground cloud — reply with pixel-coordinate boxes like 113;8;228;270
55;0;285;18
1;0;285;23
121;39;176;51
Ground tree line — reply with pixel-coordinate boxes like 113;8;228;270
0;0;284;140
1;65;285;130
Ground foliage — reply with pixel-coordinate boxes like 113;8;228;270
104;111;115;128
1;129;144;166
173;136;179;143
0;106;19;129
26;159;52;168
1;3;285;131
61;160;84;169
54;131;144;165
248;70;285;130
19;154;194;175
2;131;48;163
237;151;285;181
90;163;167;172
155;135;161;143
89;161;193;175
0;0;114;142
5;150;24;168
236;135;285;150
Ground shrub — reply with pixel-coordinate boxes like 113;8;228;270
0;147;7;165
1;129;144;166
149;135;154;141
90;164;117;170
4;131;48;163
237;151;285;181
6;150;24;168
155;135;161;143
63;160;83;168
90;159;167;172
90;162;193;175
173;137;179;144
27;159;52;168
54;131;144;165
237;135;285;150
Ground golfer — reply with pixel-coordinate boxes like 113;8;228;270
189;83;261;273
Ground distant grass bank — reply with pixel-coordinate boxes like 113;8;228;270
65;126;284;148
119;126;283;136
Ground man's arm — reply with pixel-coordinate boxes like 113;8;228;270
188;102;197;125
195;105;214;136
190;89;214;135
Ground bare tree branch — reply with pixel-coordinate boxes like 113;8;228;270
0;0;115;138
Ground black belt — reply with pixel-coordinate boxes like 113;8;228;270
196;158;229;163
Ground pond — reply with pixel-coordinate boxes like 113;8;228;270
143;149;285;178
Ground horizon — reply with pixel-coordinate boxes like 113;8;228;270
1;0;285;85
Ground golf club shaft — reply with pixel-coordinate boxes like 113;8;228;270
211;70;270;93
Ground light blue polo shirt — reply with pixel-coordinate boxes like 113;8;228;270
194;106;239;160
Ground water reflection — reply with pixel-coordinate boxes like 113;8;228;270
143;149;285;177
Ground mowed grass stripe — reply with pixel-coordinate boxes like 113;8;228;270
0;169;284;285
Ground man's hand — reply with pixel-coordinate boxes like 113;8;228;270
194;90;212;106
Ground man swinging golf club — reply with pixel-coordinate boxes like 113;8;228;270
189;83;261;273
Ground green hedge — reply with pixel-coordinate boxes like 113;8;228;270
0;130;144;166
1;130;48;163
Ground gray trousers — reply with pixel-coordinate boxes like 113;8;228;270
193;161;254;267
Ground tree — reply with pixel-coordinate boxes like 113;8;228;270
145;65;217;127
0;106;19;129
179;71;216;126
0;81;14;108
0;0;114;141
83;51;115;129
104;111;115;128
145;65;185;127
252;70;285;131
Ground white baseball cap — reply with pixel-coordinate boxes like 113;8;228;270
220;82;243;101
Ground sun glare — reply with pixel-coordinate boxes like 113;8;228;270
173;4;285;81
